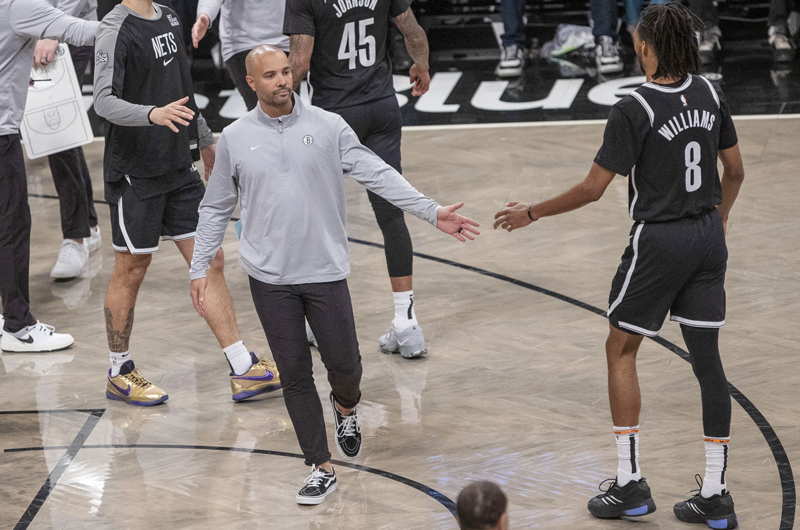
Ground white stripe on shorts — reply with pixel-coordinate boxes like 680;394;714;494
608;222;645;316
617;321;660;337
669;316;726;328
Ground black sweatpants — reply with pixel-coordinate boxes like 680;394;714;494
225;49;260;112
333;95;414;278
48;44;98;240
249;277;362;467
0;135;36;333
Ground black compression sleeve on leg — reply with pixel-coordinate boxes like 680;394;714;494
681;325;731;438
367;190;413;278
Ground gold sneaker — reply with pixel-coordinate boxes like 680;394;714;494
230;353;281;402
106;360;168;406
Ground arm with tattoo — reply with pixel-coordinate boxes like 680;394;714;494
289;34;314;91
394;7;430;96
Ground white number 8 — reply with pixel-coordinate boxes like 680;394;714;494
685;141;702;192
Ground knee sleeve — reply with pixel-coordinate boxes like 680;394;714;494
681;325;731;438
367;191;413;277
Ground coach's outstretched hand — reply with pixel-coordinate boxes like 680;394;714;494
493;202;536;232
190;277;208;318
437;202;480;242
150;97;194;133
191;13;211;48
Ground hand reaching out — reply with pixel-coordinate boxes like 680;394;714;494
149;96;194;133
493;202;536;232
192;13;211;49
437;202;480;242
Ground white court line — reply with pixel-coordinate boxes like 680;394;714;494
85;113;800;141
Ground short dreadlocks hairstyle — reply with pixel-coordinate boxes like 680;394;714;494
637;2;704;81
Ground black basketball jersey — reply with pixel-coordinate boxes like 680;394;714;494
283;0;412;110
594;75;738;222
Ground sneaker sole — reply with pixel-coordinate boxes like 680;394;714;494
379;342;428;358
494;66;523;77
296;483;337;505
232;383;282;402
589;498;656;519
674;506;738;529
106;390;169;406
0;339;75;353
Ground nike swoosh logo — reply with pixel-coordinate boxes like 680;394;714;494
19;336;34;344
109;379;131;396
250;144;264;150
397;338;410;346
163;57;174;66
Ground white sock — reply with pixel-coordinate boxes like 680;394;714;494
109;350;130;377
224;341;253;376
614;425;642;486
701;437;729;497
392;290;418;331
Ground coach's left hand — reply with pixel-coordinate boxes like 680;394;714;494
437;202;480;242
191;277;208;317
494;202;536;232
201;144;216;181
410;64;430;96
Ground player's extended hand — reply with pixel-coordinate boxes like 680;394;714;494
190;277;208;318
33;39;59;69
410;63;430;96
149;96;194;133
436;202;480;242
493;202;536;232
201;143;216;181
191;13;211;48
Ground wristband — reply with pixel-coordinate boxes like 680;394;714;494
527;204;536;221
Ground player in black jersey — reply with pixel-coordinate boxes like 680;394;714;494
494;5;744;529
94;0;280;406
284;0;432;358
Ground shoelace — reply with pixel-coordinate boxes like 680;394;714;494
337;410;360;438
684;473;705;499
601;39;618;57
127;369;152;388
597;478;617;495
56;241;84;265
303;465;329;488
502;45;517;61
31;322;55;336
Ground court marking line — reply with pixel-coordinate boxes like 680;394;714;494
8;409;104;530
19;197;796;529
347;237;796;530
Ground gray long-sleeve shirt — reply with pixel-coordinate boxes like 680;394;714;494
196;0;288;62
49;0;96;21
0;0;98;135
191;97;440;284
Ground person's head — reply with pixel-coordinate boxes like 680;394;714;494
634;3;703;82
456;481;509;530
245;45;293;115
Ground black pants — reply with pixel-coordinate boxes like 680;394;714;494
769;0;795;27
249;277;362;466
690;0;719;28
225;49;259;112
333;96;414;278
48;45;97;239
0;135;36;333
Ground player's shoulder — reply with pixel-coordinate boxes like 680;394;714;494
155;2;180;21
98;3;130;32
611;91;654;126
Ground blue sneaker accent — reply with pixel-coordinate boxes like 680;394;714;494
708;517;736;529
624;505;651;516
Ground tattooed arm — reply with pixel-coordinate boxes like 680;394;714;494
394;7;430;96
289;34;314;92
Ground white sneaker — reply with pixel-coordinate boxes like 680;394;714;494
0;321;75;352
699;27;722;64
494;44;526;77
50;239;89;279
0;314;4;336
379;324;427;359
86;226;102;253
769;26;796;62
595;36;623;74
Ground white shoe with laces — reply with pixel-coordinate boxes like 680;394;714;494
494;44;526;77
86;226;102;252
50;239;89;279
595;36;623;74
0;321;75;352
296;464;337;505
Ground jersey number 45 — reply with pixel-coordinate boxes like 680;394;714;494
339;18;376;70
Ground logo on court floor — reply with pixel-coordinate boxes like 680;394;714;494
303;135;313;145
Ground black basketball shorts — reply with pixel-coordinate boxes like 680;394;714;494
109;175;205;255
607;208;727;336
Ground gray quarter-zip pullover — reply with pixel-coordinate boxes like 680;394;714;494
48;0;97;21
0;0;98;135
196;0;288;62
191;97;440;284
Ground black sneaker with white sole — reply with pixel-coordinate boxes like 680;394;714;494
330;392;362;460
588;477;657;519
296;465;337;505
674;475;738;529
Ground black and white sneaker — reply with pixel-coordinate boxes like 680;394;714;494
296;464;337;505
330;392;362;460
674;475;738;529
494;44;526;77
588;477;657;519
595;36;623;74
